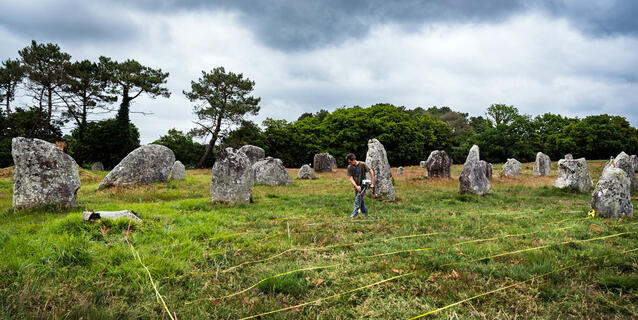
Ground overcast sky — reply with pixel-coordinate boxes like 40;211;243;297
1;0;637;143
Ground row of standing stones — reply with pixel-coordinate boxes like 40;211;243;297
9;137;635;218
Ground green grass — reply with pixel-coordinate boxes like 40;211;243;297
0;163;636;319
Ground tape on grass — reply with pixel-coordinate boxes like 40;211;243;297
237;232;633;319
407;247;638;319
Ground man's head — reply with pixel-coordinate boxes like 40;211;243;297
346;153;357;166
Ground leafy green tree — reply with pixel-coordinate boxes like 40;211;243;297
99;56;170;159
0;59;25;113
220;120;265;150
66;118;140;168
486;104;519;126
0;108;63;167
184;67;260;167
18;41;72;135
153;129;210;168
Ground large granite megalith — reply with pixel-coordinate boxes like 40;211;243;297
613;152;637;190
169;160;186;180
297;164;316;180
533;152;551;176
479;160;493;180
253;157;292;186
501;158;521;177
553;158;592;192
591;164;633;218
210;148;254;203
365;138;396;201
459;145;490;195
425;150;452;178
12;137;81;209
238;145;265;165
98;145;175;190
313;153;335;172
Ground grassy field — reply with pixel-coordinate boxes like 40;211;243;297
0;161;637;319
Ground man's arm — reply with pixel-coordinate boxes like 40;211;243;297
369;169;375;188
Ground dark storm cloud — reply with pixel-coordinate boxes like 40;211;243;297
0;1;140;44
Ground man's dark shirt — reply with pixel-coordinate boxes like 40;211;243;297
347;161;370;187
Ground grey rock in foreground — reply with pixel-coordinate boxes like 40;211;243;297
253;157;292;185
553;158;592;192
169;161;186;180
397;167;404;175
12;137;81;210
479;160;493;180
425;150;452;178
297;164;316;180
565;154;573;160
314;153;335;172
210;148;254;203
98;144;175;190
82;210;142;222
613;152;637;190
419;161;426;168
365;138;396;201
459;145;491;195
591;165;633;218
238;145;265;165
501;158;521;177
533;152;551;176
90;162;104;171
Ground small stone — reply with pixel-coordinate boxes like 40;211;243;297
253;157;292;186
612;152;637;190
533;152;551;176
297;164;316;180
564;154;573;160
82;210;142;222
501;158;522;177
90;162;104;171
553;158;593;192
210;147;254;203
169;161;186;180
425;150;452;178
314;153;335;172
397;166;404;175
479;160;493;179
419;161;426;168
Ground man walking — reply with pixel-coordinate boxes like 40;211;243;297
346;153;374;218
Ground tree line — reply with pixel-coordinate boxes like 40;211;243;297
2;41;637;169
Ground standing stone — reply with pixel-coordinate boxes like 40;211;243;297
612;152;637;190
631;155;638;173
98;145;175;190
591;164;633;218
480;160;493;179
238;145;265;165
501;158;522;177
210;147;254;203
459;145;491;195
365;138;396;201
603;156;615;172
297;164;316;180
90;162;104;171
11;137;81;210
253;157;292;186
533;152;551;176
314;153;335;172
425;150;452;178
397;167;404;175
565;154;573;160
553;158;593;192
169;160;186;180
419;161;426;168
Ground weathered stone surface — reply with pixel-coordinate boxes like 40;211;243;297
613;152;637;190
98;145;175;190
533;152;551;176
603;156;615;172
297;164;316;180
425;150;452;178
238;145;265;165
553;158;592;192
501;158;522;177
82;210;142;222
12;137;81;209
591;165;633;218
479;160;493;179
419;161;426;168
253;157;292;185
459;145;491;195
397;167;404;175
565;154;573;160
210;147;254;203
90;162;104;171
632;155;638;173
169;161;186;180
314;153;335;172
365;138;396;201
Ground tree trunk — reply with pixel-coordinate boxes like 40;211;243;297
46;87;53;136
197;114;224;168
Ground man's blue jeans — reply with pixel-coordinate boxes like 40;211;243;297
350;189;368;218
